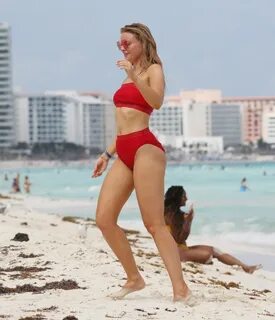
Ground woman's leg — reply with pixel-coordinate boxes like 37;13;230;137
189;245;261;273
212;248;261;273
96;159;145;295
179;246;213;264
134;145;190;301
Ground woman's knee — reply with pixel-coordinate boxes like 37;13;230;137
201;249;214;264
204;252;213;264
144;222;165;236
187;249;212;264
96;213;115;232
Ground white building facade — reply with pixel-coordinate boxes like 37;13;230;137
158;135;223;157
14;91;115;151
150;97;184;136
182;101;209;138
0;22;14;149
150;90;242;151
262;111;275;144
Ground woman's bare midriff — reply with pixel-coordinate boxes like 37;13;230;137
116;107;150;135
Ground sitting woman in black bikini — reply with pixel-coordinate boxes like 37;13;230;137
164;185;262;274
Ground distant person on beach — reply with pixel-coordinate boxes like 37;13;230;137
92;23;193;304
11;178;20;193
4;173;8;181
23;176;31;193
164;186;261;274
15;173;21;192
240;177;249;192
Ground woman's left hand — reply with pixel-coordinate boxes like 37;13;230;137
185;208;194;221
116;59;136;80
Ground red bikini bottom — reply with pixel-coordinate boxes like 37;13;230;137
116;127;165;170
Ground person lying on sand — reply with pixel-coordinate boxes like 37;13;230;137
164;186;262;274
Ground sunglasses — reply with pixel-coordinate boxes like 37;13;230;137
116;40;130;51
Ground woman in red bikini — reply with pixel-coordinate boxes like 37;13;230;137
92;23;194;304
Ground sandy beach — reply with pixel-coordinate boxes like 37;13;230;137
0;194;275;320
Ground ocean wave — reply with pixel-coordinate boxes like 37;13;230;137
221;231;275;249
88;185;100;192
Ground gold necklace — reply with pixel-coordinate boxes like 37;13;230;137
136;69;145;76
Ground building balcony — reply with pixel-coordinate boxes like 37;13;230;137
0;54;10;60
0;100;12;106
0;86;9;91
0;90;10;97
0;67;10;73
0;118;14;126
0;98;12;104
0;142;14;148
0;62;10;67
0;80;11;86
0;49;9;55
0;40;9;46
0;114;14;122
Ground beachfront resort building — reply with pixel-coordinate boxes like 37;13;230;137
222;96;275;145
14;91;115;151
262;110;275;144
158;134;223;158
150;95;184;136
150;90;241;150
0;22;14;149
182;101;210;138
183;100;242;147
180;89;222;104
209;103;242;147
65;91;115;150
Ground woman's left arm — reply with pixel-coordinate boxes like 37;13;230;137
180;209;194;241
132;64;165;109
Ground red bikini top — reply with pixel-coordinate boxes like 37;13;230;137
113;82;153;115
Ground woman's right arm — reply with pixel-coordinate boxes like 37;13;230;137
92;140;116;178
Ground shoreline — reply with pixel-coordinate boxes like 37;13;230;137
1;196;275;319
0;155;274;169
1;192;275;272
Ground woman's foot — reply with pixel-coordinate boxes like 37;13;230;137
108;276;146;300
174;289;198;307
242;264;262;274
173;286;199;306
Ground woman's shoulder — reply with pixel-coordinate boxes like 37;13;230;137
147;63;162;73
146;64;164;85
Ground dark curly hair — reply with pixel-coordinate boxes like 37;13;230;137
164;186;185;212
164;186;186;244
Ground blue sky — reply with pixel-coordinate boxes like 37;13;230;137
1;0;275;96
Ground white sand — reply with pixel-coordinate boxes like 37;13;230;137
0;195;275;320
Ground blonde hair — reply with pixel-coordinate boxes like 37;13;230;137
120;23;162;70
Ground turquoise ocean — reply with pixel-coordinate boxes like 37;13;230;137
1;161;275;270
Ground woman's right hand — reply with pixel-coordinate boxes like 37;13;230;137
92;156;108;178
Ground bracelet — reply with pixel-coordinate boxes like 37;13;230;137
104;150;112;159
100;154;109;161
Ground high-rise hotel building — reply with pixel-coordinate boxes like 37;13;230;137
222;96;275;144
0;22;14;149
150;90;242;148
14;91;115;151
